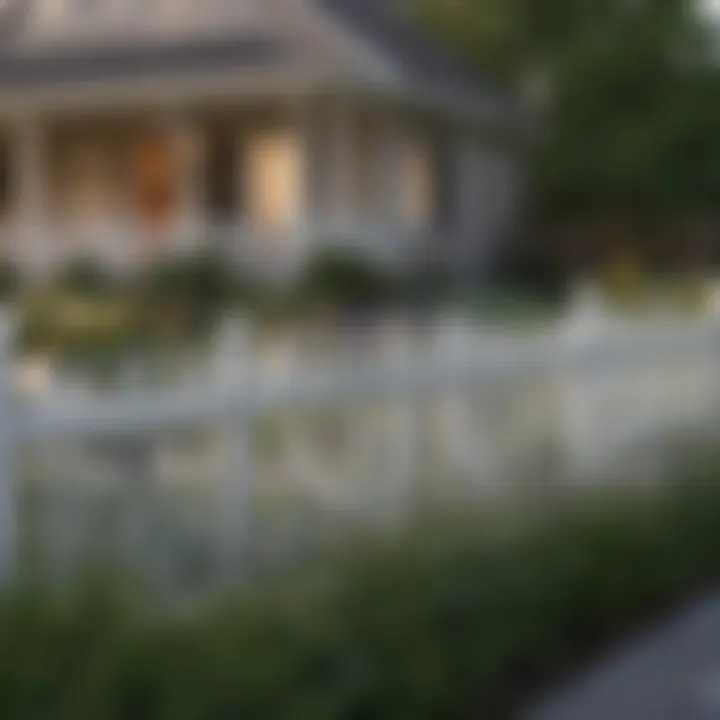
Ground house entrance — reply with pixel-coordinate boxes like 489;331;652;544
205;131;240;224
135;133;179;231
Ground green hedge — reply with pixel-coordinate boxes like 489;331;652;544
15;250;409;360
291;248;400;311
3;459;720;719
16;253;259;362
11;250;569;361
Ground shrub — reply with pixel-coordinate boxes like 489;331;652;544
16;253;259;360
293;248;398;312
600;248;649;310
51;257;117;297
17;292;140;365
3;461;720;718
491;236;570;307
0;260;21;303
141;252;252;305
139;252;255;340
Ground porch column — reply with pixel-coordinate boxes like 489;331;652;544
379;118;404;229
456;132;481;267
330;101;356;242
291;100;313;257
376;117;406;263
13;121;50;269
167;116;205;248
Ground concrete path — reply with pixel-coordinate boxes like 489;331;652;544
524;592;720;720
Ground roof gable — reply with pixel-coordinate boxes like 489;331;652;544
314;0;519;119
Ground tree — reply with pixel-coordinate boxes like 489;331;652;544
408;0;720;272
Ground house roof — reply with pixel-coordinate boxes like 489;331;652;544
318;0;511;107
0;0;522;126
0;35;294;87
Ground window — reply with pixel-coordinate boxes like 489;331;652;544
398;134;435;231
245;128;301;233
135;134;179;227
206;132;238;221
355;116;381;219
0;143;10;219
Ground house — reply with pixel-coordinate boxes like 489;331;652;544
0;0;525;279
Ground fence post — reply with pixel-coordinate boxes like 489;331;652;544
0;308;17;586
706;283;720;426
559;284;610;482
220;315;256;572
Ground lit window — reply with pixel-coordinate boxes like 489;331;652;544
399;134;435;230
135;135;179;227
245;129;301;233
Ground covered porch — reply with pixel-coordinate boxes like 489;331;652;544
0;97;475;278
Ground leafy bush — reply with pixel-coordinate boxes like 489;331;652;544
16;253;260;360
0;260;21;303
51;257;118;297
292;248;399;312
17;292;140;366
141;252;253;306
491;235;571;307
3;461;720;718
138;252;255;340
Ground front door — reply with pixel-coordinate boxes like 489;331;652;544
135;133;179;232
205;131;239;225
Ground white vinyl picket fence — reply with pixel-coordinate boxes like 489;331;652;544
2;295;720;594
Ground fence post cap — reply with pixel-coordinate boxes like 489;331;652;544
705;282;720;316
562;282;611;342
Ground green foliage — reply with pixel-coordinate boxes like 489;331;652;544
139;252;253;309
0;260;21;303
15;249;407;361
16;253;257;361
4;463;720;718
290;248;399;313
17;260;133;365
17;293;139;363
409;0;720;241
51;258;118;298
138;252;256;339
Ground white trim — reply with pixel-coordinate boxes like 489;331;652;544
378;116;402;229
0;69;524;134
163;114;205;237
289;98;313;255
0;68;334;118
13;120;48;228
331;100;356;232
0;219;421;274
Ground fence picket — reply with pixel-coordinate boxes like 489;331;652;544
2;304;720;589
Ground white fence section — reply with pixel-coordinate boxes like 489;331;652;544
3;296;720;593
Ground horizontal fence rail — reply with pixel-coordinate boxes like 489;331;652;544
1;301;720;594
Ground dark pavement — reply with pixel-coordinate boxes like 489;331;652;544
524;593;720;720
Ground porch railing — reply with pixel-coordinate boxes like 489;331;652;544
0;220;427;276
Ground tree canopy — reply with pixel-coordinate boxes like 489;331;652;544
409;0;720;245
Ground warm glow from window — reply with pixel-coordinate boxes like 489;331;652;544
135;135;178;227
62;143;119;222
245;129;301;233
399;135;434;230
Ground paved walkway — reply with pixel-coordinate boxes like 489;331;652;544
524;592;720;720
